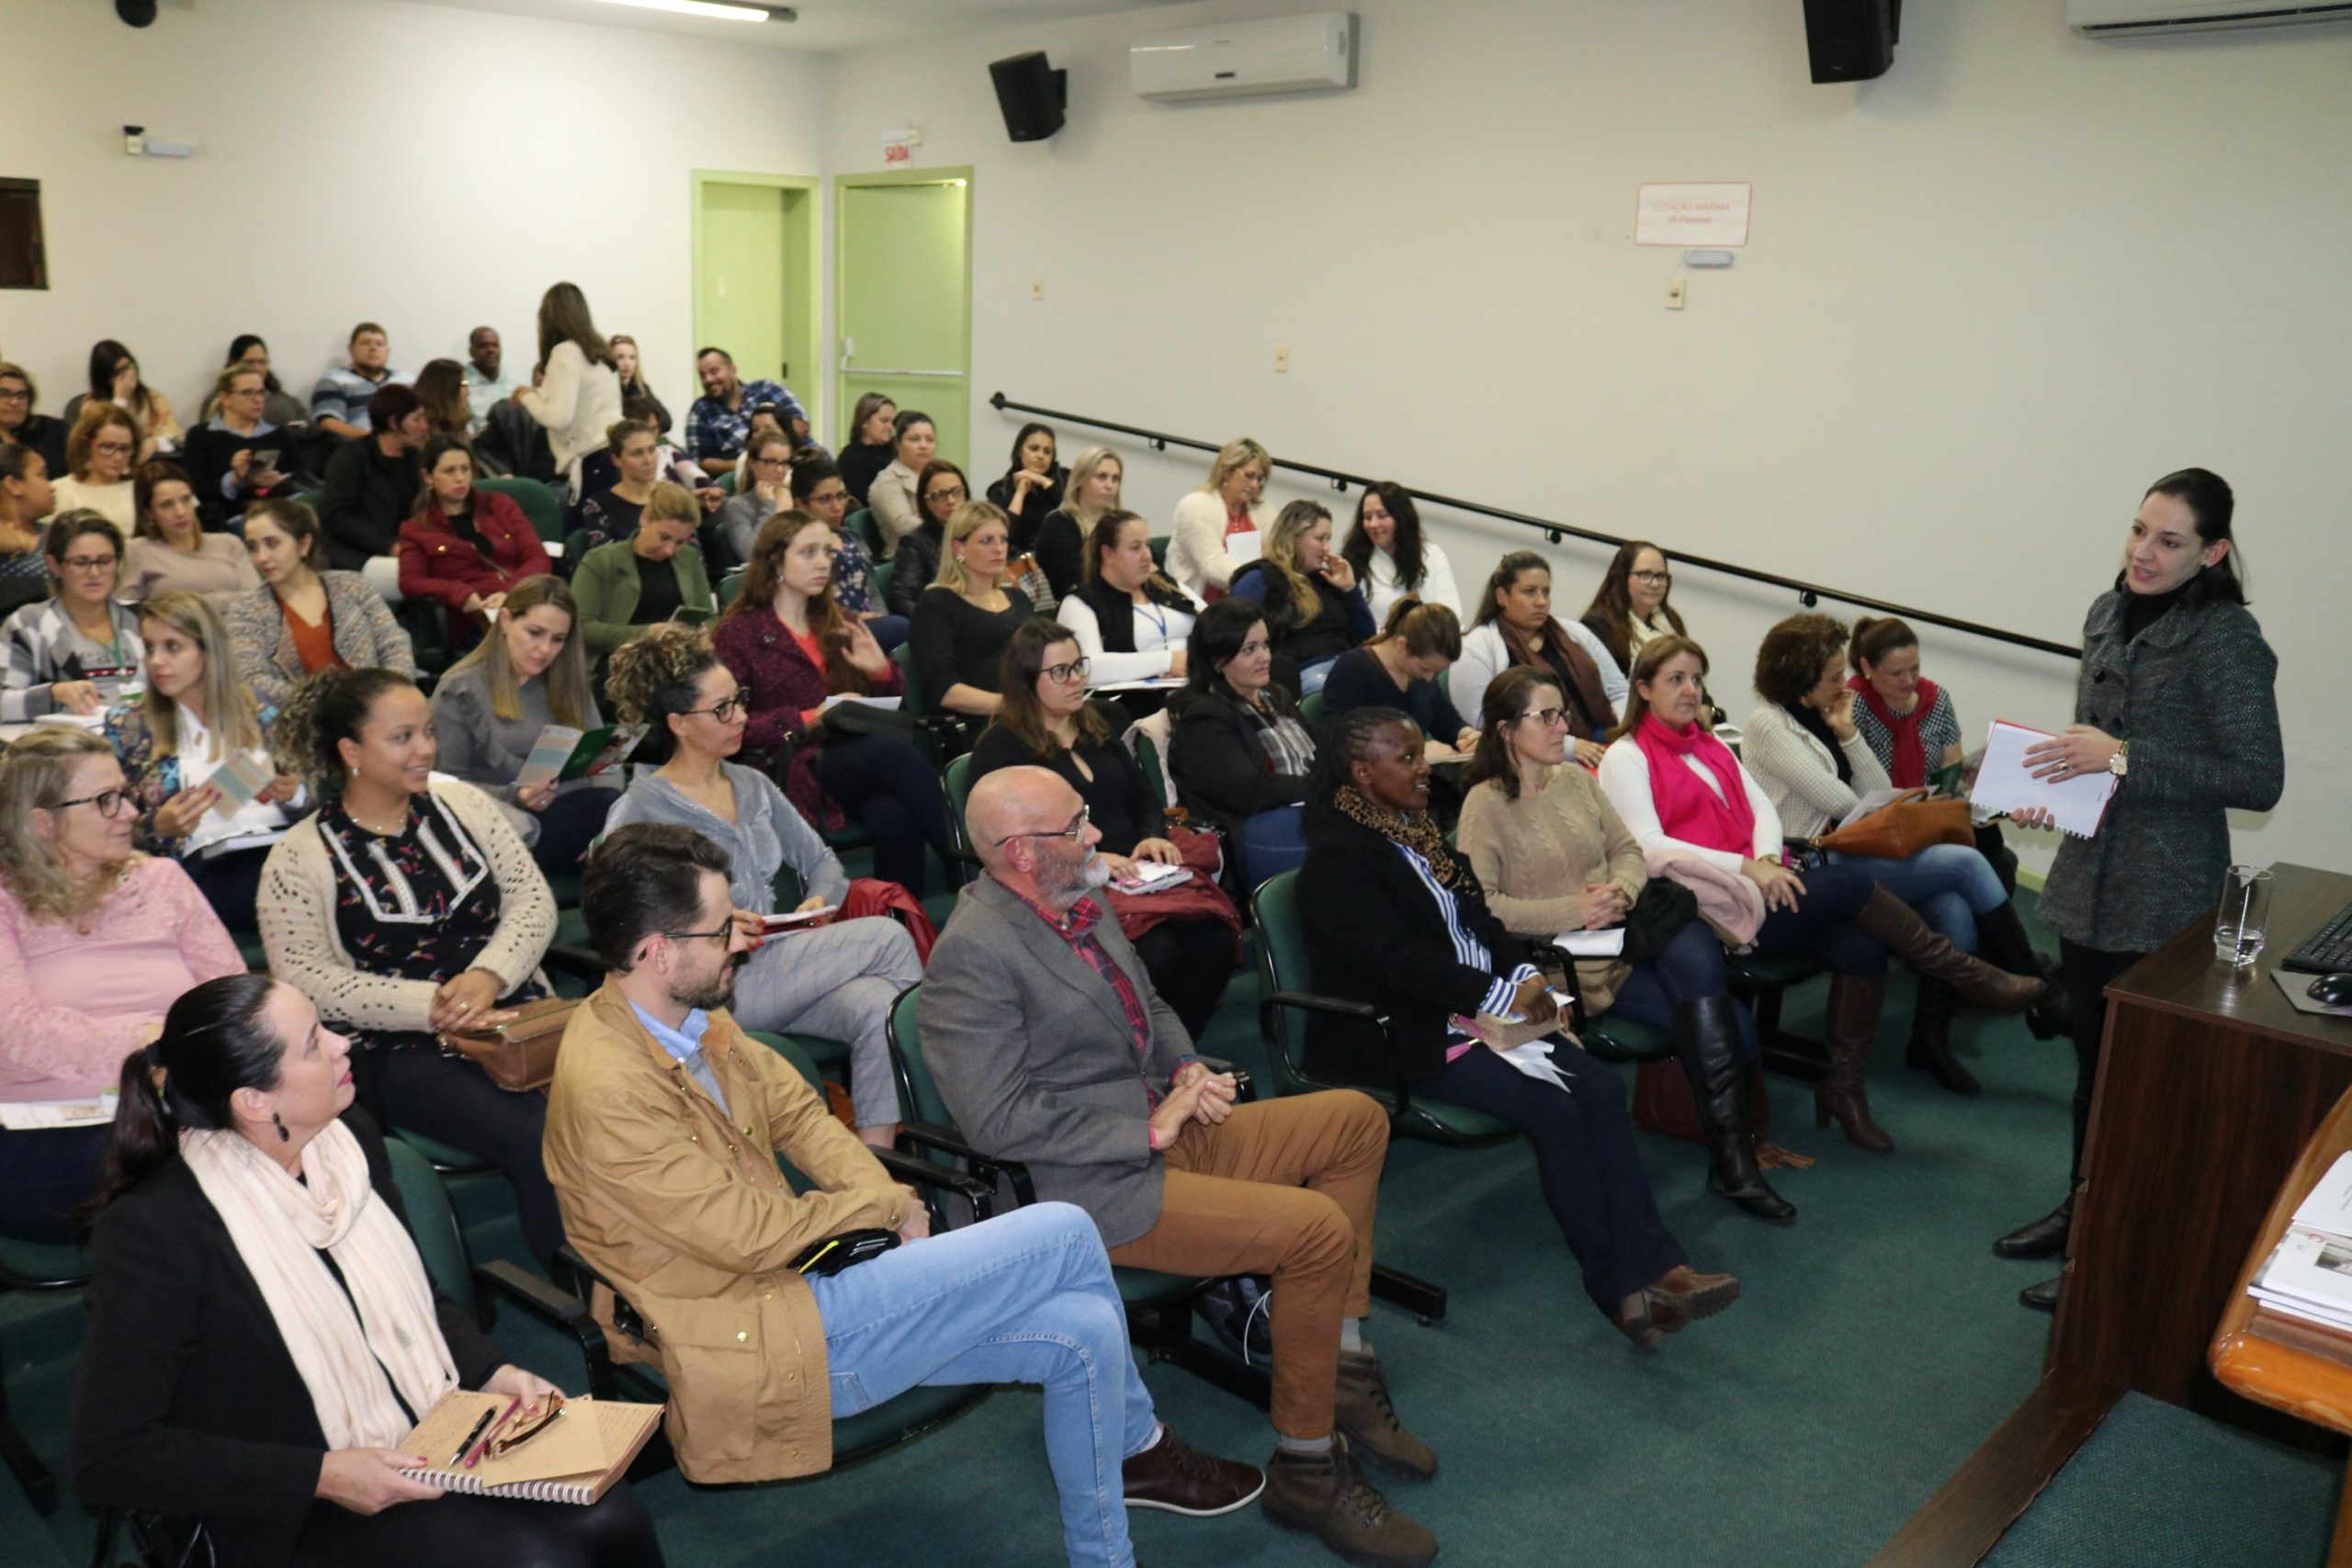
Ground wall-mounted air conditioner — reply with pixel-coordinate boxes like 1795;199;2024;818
2068;0;2352;36
1130;11;1357;102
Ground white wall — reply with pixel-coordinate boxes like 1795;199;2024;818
0;0;828;427
824;0;2352;882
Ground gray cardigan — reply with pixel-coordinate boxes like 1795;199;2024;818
427;662;606;808
2038;592;2282;953
604;762;848;911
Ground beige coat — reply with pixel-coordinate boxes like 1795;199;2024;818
1454;766;1645;1013
541;981;910;1484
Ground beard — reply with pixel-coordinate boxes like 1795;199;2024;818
673;953;746;1013
1038;848;1113;903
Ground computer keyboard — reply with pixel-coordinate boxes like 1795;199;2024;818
2282;898;2352;976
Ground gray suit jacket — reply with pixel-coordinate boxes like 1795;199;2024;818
2039;592;2282;953
921;876;1194;1248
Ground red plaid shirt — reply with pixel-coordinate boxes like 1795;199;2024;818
1007;886;1169;1099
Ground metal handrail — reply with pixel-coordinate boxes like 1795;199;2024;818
989;391;2082;660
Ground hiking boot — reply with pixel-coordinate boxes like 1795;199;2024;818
1261;1434;1439;1567
1332;1348;1438;1480
1122;1424;1264;1517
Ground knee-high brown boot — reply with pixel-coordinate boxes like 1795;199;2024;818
1816;973;1895;1154
1849;885;2048;1013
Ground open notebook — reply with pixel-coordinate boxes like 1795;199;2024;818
401;1393;662;1506
1968;719;2118;840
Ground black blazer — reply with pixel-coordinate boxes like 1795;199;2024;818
70;1109;503;1568
1296;812;1534;1083
1168;686;1309;829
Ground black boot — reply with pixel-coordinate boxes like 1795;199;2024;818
1904;979;1982;1096
1994;1194;2073;1260
1674;996;1795;1221
1973;901;2071;1041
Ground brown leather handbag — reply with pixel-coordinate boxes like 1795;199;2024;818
1813;788;1973;860
435;996;578;1092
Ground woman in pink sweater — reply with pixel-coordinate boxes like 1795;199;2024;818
0;728;243;1241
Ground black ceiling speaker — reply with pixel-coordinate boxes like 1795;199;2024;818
116;0;158;24
989;52;1067;142
1803;0;1899;83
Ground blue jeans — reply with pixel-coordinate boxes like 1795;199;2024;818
809;1202;1154;1568
1297;658;1337;696
1603;919;1759;1063
1829;841;2007;952
1238;807;1308;890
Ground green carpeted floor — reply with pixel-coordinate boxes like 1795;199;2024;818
3;890;2336;1566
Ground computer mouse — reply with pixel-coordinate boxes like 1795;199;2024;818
2309;973;2352;1007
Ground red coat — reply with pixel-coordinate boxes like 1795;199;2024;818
395;491;553;614
711;603;904;832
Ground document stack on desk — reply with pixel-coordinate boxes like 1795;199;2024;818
2247;1154;2352;1333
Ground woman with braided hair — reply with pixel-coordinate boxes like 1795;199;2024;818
1295;704;1738;1348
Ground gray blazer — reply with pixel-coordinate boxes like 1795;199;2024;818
226;573;416;713
2038;591;2282;953
922;876;1194;1248
603;762;849;911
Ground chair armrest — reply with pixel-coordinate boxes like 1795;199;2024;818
871;1145;997;1213
895;1122;1037;1211
479;1259;616;1397
1257;992;1415;1114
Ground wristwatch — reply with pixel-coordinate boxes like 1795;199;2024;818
2108;739;2131;778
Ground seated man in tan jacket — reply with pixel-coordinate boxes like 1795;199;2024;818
542;823;1259;1568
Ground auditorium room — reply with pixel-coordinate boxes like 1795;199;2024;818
0;1;2345;1564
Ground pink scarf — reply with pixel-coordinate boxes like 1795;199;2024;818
1848;674;1939;790
1634;713;1755;855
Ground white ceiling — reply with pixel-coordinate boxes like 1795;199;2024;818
373;0;1190;52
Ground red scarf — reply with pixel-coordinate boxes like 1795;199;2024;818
1634;713;1755;855
1847;674;1939;790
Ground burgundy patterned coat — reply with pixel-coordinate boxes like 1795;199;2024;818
711;603;904;832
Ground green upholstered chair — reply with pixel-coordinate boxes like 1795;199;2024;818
883;985;1272;1410
0;1235;85;1515
476;476;565;546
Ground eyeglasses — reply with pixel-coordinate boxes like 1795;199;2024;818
925;485;967;505
685;694;749;722
488;1393;567;1459
51;787;133;818
1041;655;1091;684
0;388;28;404
1519;706;1570;728
1629;570;1672;585
92;441;135;457
661;923;736;945
750;455;788;468
993;804;1091;848
62;555;119;572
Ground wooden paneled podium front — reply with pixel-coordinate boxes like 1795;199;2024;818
1871;863;2352;1566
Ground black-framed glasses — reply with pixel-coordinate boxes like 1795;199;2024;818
661;923;736;945
993;804;1090;848
1519;706;1570;729
62;554;120;572
51;787;133;818
1629;570;1673;585
925;485;967;505
685;694;749;722
1041;655;1091;684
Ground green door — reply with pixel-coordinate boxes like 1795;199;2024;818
835;172;972;468
693;174;818;428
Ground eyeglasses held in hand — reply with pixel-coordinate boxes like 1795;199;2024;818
993;804;1091;848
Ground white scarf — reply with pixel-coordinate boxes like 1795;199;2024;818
181;1121;458;1449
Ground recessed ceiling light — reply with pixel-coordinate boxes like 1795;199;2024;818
582;0;793;22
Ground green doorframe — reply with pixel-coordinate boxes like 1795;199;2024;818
690;168;820;427
831;166;974;451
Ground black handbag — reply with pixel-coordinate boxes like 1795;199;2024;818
1619;878;1700;964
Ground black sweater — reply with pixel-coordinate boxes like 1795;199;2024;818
969;710;1164;854
1317;647;1468;742
319;434;422;570
908;585;1035;709
1296;812;1534;1083
71;1108;503;1568
1168;687;1309;828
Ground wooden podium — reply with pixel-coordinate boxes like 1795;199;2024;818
1871;863;2352;1565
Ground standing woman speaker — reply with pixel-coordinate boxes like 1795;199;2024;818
1997;468;2282;1312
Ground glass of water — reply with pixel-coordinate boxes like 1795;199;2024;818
2213;864;2273;966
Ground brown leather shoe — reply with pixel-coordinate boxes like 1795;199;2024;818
1123;1425;1264;1517
1332;1348;1437;1480
1261;1435;1439;1567
1642;1264;1740;1335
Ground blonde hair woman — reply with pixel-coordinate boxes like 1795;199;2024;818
0;728;243;1241
571;480;716;661
1028;444;1122;602
106;591;301;933
428;574;621;876
1227;498;1370;695
1165;435;1272;601
907;500;1035;717
51;403;141;532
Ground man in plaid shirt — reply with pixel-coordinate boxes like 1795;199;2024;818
685;346;807;479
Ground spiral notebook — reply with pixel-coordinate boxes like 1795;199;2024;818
1968;719;2118;840
400;1393;662;1506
